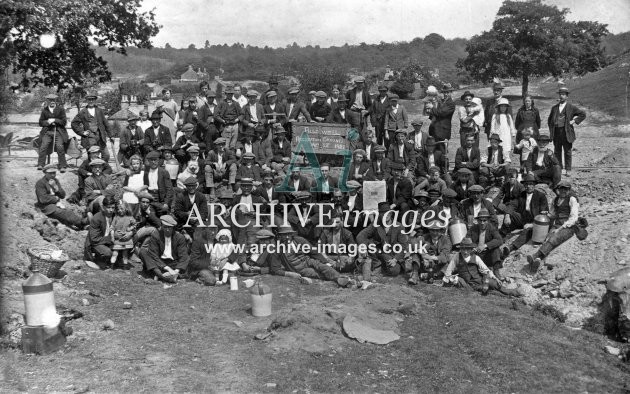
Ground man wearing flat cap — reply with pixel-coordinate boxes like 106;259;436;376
241;90;265;135
387;129;415;181
386;162;413;212
366;145;392;181
260;75;285;107
144;150;174;215
71;91;112;163
37;93;69;171
425;83;455;154
172;176;208;235
84;158;115;214
454;133;481;180
262;90;287;132
204;137;238;195
326;96;359;127
531;133;561;187
547;86;586;177
35;164;87;230
139;215;190;283
369;85;390;147
236;151;262;184
173;123;200;165
144;112;173;152
118;113;145;167
468;208;504;279
461;184;499;228
67;145;113;204
231;178;267;254
270;124;292;176
346;76;371;124
384;94;408;145
309;91;332;122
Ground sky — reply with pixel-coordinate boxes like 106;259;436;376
141;0;630;48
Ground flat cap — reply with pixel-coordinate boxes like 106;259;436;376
469;184;485;193
127;114;139;121
45;94;58;100
181;123;194;132
315;91;327;98
389;94;399;100
89;158;106;166
442;188;458;198
554;180;571;189
186;145;200;153
242;152;256;159
390;162;405;171
246;90;258;97
266;90;277;98
240;177;254;185
414;189;429;198
256;229;275;239
457;168;473;175
160;215;177;227
374;145;386;153
43;164;58;173
137;192;154;201
214;137;226;145
288;87;300;94
146;150;161;160
88;146;101;153
354;76;365;83
377;85;388;91
206;91;217;98
346;180;362;189
183;176;198;186
411;119;423;126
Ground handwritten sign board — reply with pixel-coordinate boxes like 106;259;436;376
362;180;387;211
291;122;350;155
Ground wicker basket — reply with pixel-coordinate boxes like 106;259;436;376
27;246;69;278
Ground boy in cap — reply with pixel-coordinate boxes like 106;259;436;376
452;168;475;201
442;238;523;296
83;195;117;265
366;145;392;181
139;215;190;283
84;158;115;215
387;129;416;181
241;90;265;134
461;184;499;228
216;87;243;150
386;162;413;212
270;124;291;176
118;114;145;167
35;164;87;230
262;90;287;131
384;94;408;144
284;87;313;140
547;87;586;176
526;180;583;272
480;133;511;181
172;176;208;235
236;152;262;185
172;123;199;164
205;137;238;195
346;76;372;124
37;93;69;171
71;91;112;162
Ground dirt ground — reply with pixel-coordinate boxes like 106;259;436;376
1;83;630;392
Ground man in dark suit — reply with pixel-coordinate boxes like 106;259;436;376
118;114;145;167
452;168;476;202
35;164;87;230
241;90;265;135
253;171;281;204
366;145;392;181
387;130;416;178
369;85;390;146
83;195;116;264
215;87;243;150
262;91;286;133
144;113;173;152
346;76;372;128
501;174;550;254
547;86;586;176
386;162;413;212
460;184;499;228
71;91;112;162
138;215;190;283
231;178;267;253
260;75;285;106
309;91;332;122
284;87;313;141
143;150;174;215
326;97;360;127
454;133;481;179
171;177;209;235
357;202;409;279
426;83;455;153
312;163;338;202
415;137;450;184
37;94;69;171
531;133;562;187
468;208;504;279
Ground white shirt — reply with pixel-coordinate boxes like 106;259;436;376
148;168;159;190
536;150;545;167
353;90;364;108
380;96;387;104
365;146;372;161
339;109;346;120
392;104;399;115
398;144;404;158
473;202;482;218
322;179;330;193
292;178;300;191
525;192;533;212
234;95;248;108
240;194;253;212
217;152;223;167
161;236;173;259
249;105;259;123
428;153;435;168
278;140;283;149
414;133;423;150
244;142;253;153
189;193;196;205
269;103;276;112
87;107;96;117
348;194;356;210
558;102;567;114
266;187;273;201
288;103;295;116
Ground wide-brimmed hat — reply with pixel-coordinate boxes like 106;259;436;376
495;98;510;107
522;174;536;184
459;237;475;249
460;91;474;100
276;226;296;235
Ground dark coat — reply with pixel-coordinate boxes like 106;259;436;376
515;189;549;224
309;101;332;121
346;88;372;111
386;177;413;206
468;223;503;250
284;100;313;122
357;224;407;260
454;146;481;172
312;175;339;202
143;229;190;271
326;108;360;128
387;142;416;170
460;198;499;228
428;97;455;140
71;107;111;148
39;106;68;143
172;191;209;227
384;105;409;131
119;126;145;158
347;161;371;182
547;101;586;143
369;95;390;128
35;176;65;211
262;102;287;127
144;125;173;151
143;168;174;206
500;181;525;205
416;150;448;177
241;103;265;127
271;138;291;162
366;158;393;181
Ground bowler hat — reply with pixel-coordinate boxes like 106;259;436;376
554;180;571;190
522;174;536;184
160;215;177;227
489;133;502;142
378;202;390;213
460;91;474;100
441;83;455;92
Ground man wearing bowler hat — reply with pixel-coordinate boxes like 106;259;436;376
71;91;112;163
426;83;455;154
144;112;172;152
118;113;145;167
37;93;69;172
547;86;586;177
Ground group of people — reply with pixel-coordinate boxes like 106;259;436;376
32;76;588;295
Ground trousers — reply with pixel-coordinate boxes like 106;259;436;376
553;127;572;170
38;131;67;168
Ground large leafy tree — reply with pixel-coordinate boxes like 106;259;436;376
0;0;160;91
457;0;608;96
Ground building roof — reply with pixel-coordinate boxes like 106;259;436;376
180;65;199;81
108;107;139;121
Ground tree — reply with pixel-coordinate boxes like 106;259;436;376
0;0;160;91
188;43;196;50
204;40;210;49
390;60;443;99
457;0;608;96
424;33;446;50
295;64;348;99
165;43;172;49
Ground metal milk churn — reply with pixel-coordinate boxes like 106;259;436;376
532;214;551;244
449;218;467;246
22;270;57;326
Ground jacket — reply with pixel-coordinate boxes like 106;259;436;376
454;146;481;172
468;223;503;250
143;229;190;271
384;105;409;131
241;103;265;128
428;97;455;140
39;106;69;144
172;191;209;227
346;88;372;111
357;224;408;260
119;126;145;158
460;198;499;228
547;101;586;143
144;124;173;150
386;177;413;207
143;168;174;206
515;189;549;224
387;141;416;170
71;106;111;147
369;95;390;128
35;177;65;211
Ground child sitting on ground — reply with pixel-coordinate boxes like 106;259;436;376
514;127;537;175
210;229;240;285
110;200;136;268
